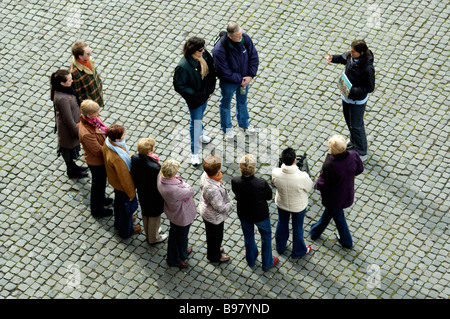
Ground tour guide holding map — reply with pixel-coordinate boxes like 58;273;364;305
327;40;375;162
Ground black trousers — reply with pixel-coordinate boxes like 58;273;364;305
88;165;107;216
203;219;224;262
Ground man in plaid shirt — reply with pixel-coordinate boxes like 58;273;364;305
70;41;104;108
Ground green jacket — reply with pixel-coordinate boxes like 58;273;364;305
173;50;216;109
70;58;104;108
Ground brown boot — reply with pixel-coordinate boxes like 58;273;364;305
133;225;141;234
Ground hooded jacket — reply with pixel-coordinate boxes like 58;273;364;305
332;51;375;101
212;33;259;84
272;164;313;213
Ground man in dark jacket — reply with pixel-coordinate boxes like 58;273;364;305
231;154;279;271
212;23;259;140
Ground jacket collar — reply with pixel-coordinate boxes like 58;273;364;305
72;57;95;75
281;164;299;174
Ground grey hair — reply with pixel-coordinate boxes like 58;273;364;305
227;23;241;35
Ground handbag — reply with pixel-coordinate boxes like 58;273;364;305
125;196;139;216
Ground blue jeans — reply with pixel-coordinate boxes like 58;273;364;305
113;190;135;239
310;207;353;248
343;101;367;156
240;217;274;270
189;101;207;154
275;207;308;258
219;82;250;132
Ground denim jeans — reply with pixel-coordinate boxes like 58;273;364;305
88;164;107;217
342;101;367;156
113;190;135;239
275;207;308;258
167;222;191;265
240;217;274;270
189;101;208;154
219;82;250;132
310;207;353;248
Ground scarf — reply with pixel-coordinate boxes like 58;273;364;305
82;114;107;134
147;153;160;163
76;58;92;70
105;138;132;171
192;54;209;80
208;171;223;184
56;85;81;106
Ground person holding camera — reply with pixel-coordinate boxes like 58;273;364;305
272;148;313;258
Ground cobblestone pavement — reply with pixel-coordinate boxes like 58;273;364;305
0;0;448;301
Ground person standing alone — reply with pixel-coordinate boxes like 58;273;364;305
327;40;375;162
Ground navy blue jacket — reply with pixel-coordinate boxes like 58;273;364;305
332;51;375;101
212;33;259;84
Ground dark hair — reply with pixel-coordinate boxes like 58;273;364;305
281;147;296;166
351;39;372;59
50;69;70;101
183;36;205;57
107;124;125;141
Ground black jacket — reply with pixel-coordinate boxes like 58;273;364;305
130;154;164;217
173;50;216;109
332;50;375;101
231;175;272;223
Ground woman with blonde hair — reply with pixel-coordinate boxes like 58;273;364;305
310;135;364;248
131;138;167;245
157;160;197;268
79;99;112;218
231;154;279;271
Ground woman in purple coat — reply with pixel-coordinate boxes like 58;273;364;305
157;160;197;268
310;135;364;248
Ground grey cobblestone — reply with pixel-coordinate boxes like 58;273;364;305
0;0;449;301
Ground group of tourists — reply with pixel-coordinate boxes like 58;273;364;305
50;22;374;269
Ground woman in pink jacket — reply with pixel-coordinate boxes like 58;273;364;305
157;160;197;268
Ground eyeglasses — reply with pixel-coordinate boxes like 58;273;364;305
197;48;204;52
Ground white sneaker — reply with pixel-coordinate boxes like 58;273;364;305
199;135;211;143
360;154;368;162
240;126;256;136
224;130;235;140
191;154;201;165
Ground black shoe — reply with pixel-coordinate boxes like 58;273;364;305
104;197;114;206
92;208;113;218
68;170;88;178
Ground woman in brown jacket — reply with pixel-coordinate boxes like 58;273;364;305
51;69;87;178
103;125;141;239
79;100;113;218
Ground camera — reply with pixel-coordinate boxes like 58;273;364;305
278;152;310;175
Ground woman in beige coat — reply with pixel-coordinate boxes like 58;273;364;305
272;147;313;258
